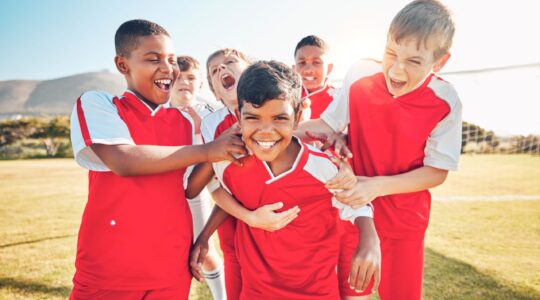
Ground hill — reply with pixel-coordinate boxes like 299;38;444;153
0;71;125;115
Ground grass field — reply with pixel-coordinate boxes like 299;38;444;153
0;155;539;299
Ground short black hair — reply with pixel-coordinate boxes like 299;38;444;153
115;19;170;57
294;35;329;57
237;60;302;113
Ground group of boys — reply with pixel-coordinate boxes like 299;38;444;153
69;0;462;299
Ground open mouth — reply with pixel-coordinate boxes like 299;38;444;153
154;79;172;91
221;74;236;90
389;77;406;90
303;76;316;82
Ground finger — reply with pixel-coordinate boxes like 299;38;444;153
360;264;375;292
349;261;360;292
277;213;298;230
263;202;284;211
305;131;328;143
354;260;369;292
276;206;300;219
197;247;209;265
335;188;356;204
373;265;381;293
339;145;353;159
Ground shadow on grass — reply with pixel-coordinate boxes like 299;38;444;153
0;234;76;249
424;247;540;300
0;277;70;298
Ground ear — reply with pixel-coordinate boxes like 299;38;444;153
433;53;451;73
234;108;242;124
293;109;302;129
326;63;334;76
115;55;129;75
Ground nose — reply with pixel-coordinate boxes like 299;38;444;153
160;60;175;74
390;61;405;75
258;122;274;133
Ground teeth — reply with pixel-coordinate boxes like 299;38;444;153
256;140;277;149
155;79;172;84
304;76;315;81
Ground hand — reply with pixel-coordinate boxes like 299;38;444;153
325;159;357;191
245;202;300;231
305;131;352;159
189;236;210;282
205;124;247;165
348;230;381;293
335;176;381;209
180;105;202;134
299;98;311;122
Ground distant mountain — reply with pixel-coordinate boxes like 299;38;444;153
0;71;125;115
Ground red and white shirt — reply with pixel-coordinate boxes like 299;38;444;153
212;140;372;299
321;59;462;238
70;90;194;290
302;84;338;119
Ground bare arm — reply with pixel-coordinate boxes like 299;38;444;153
349;216;381;293
212;187;300;232
91;128;247;177
295;118;335;140
336;166;449;208
185;162;215;199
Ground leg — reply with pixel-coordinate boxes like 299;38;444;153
188;189;226;299
378;236;424;300
218;217;242;300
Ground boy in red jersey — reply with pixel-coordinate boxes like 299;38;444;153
299;1;462;299
293;35;337;119
69;20;246;300
193;60;380;300
195;48;302;299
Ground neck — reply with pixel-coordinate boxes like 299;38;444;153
267;138;301;176
130;89;158;110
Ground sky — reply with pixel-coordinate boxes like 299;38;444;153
1;0;539;134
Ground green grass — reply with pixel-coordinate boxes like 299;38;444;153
0;155;539;299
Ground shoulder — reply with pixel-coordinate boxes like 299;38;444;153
201;107;231;142
343;59;382;86
79;90;116;105
303;144;338;182
427;75;461;111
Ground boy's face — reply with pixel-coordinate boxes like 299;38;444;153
238;99;300;163
170;68;202;107
382;36;450;97
115;34;179;105
294;45;333;91
207;53;249;110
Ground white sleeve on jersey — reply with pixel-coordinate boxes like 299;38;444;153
212;160;233;194
70;91;134;171
424;78;463;171
304;145;373;223
321;60;381;132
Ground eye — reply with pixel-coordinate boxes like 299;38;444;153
169;58;178;65
408;59;421;65
244;116;257;120
385;51;396;57
211;68;218;75
275;116;290;121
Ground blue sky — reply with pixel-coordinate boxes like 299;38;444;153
1;0;538;81
1;0;539;134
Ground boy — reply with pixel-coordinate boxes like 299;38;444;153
69;20;246;299
169;55;226;299
295;35;373;299
293;35;336;119
194;60;380;299
299;1;462;299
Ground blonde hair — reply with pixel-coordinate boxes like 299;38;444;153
205;48;252;95
389;0;455;59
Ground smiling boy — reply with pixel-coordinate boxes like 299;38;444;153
69;20;246;300
298;1;462;298
207;60;379;299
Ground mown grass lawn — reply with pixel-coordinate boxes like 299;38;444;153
0;155;539;299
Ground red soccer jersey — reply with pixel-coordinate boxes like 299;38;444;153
321;60;462;238
71;91;194;290
213;140;372;300
302;85;337;119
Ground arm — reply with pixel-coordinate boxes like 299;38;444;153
190;205;230;281
212;187;300;232
348;217;381;293
335;166;448;208
91;126;247;177
185;162;214;199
